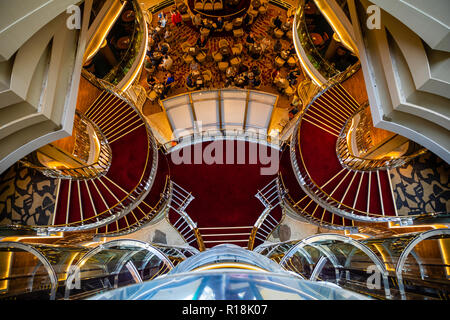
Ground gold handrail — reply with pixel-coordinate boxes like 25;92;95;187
336;103;428;171
20;111;112;180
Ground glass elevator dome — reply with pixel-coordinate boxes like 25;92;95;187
89;245;370;300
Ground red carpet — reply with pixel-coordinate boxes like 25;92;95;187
168;141;279;228
279;145;353;228
296;85;397;217
97;149;171;235
52;92;154;228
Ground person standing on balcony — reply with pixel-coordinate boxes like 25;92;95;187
196;35;208;48
216;17;224;32
162;72;175;98
158;12;168;28
161;55;173;71
171;10;182;27
193;14;202;28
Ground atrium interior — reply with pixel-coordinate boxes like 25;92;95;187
0;0;448;301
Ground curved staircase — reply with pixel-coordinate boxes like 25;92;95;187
45;90;160;231
291;84;401;222
96;149;171;236
279;145;355;229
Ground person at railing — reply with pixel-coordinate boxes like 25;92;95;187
170;10;182;27
158;12;168;28
192;13;202;28
160;54;173;71
216;17;224;32
196;35;208;48
274;15;282;29
330;46;358;72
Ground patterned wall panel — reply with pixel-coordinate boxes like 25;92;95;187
390;153;449;216
0;164;57;226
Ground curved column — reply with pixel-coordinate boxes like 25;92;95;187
395;228;450;300
0;242;59;300
280;233;392;298
75;239;174;270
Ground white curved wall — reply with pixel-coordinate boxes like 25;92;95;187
348;0;450;163
0;1;91;174
368;0;450;52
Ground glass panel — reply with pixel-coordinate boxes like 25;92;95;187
88;271;370;300
0;246;54;300
66;243;171;299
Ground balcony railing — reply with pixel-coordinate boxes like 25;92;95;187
99;176;172;237
167;181;205;251
293;0;360;85
277;174;354;230
289;82;439;223
20;111;112;180
336;103;428;171
102;0;146;87
248;178;284;250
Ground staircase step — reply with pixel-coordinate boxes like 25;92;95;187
54;180;70;225
68;181;82;224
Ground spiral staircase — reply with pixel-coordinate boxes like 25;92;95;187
12;86;172;235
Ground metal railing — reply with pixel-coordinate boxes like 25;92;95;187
248;178;285;250
98;176;172;237
294;0;360;82
277;173;355;230
126;84;147;112
167;181;205;251
102;0;145;86
288;81;435;223
20;110;112;180
162;128;282;154
336;103;428;171
40;78;160;232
